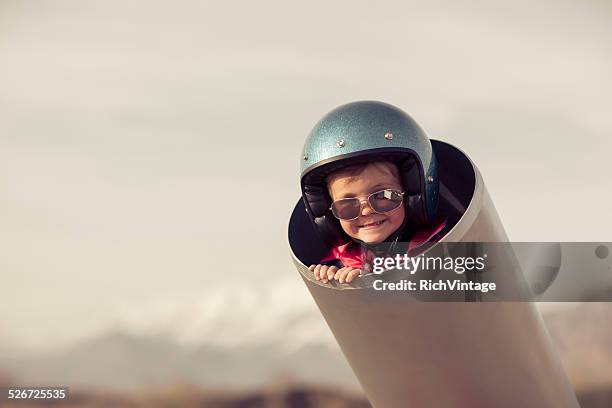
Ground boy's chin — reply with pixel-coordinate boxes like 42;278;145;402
356;233;390;245
363;239;385;244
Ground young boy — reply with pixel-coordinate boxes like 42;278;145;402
308;160;446;284
300;101;447;284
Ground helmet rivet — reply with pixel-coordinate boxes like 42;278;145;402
303;154;308;161
384;132;393;140
336;139;346;148
427;176;434;183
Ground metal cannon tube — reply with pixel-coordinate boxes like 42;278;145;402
288;141;579;407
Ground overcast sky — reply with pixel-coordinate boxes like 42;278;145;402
1;0;611;351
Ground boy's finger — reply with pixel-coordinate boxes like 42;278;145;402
339;268;352;283
308;265;315;272
313;264;322;280
345;269;361;283
337;267;353;282
327;266;338;280
320;265;329;277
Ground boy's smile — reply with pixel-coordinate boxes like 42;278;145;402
359;219;387;229
327;163;405;244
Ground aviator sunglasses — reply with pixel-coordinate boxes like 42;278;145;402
330;189;405;221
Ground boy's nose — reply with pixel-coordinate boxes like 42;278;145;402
360;200;375;216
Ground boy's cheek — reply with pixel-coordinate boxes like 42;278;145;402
339;220;359;235
339;219;352;232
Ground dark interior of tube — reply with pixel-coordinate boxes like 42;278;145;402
288;140;476;266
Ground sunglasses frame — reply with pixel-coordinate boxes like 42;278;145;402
329;188;405;221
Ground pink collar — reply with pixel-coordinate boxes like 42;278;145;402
321;218;447;270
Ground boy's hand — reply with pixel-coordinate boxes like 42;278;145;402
308;265;362;284
309;264;338;283
334;267;362;284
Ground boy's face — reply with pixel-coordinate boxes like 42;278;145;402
327;163;405;244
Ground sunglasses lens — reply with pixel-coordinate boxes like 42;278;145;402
331;199;360;220
369;189;403;213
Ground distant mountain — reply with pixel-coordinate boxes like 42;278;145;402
0;330;358;392
0;280;362;391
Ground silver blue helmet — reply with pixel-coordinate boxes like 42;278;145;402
300;100;439;247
